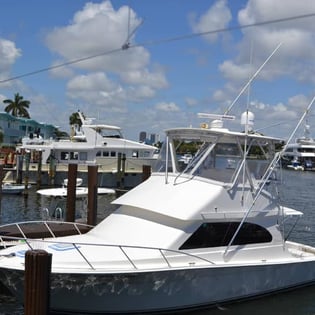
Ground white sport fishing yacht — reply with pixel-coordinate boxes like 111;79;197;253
0;111;315;314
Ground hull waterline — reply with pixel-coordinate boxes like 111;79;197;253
2;258;315;314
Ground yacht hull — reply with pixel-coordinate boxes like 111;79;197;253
1;258;315;314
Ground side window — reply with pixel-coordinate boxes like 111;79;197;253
79;152;87;161
70;152;78;160
179;222;272;250
60;152;69;160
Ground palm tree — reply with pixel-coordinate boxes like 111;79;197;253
69;111;84;127
0;128;3;144
3;93;31;118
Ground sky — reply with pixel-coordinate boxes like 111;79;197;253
1;0;315;141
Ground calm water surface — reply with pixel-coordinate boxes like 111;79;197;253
0;170;315;314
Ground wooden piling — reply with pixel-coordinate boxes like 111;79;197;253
0;164;3;212
48;155;56;186
66;164;77;222
16;155;24;184
36;150;42;189
117;152;122;188
121;154;126;188
24;152;30;190
142;165;151;182
87;165;98;226
116;153;126;189
24;249;52;315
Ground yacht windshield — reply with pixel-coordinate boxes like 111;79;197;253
154;130;277;185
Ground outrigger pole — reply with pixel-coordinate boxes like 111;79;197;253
224;95;315;258
224;42;283;116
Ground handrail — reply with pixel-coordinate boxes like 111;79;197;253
43;221;56;238
0;235;216;271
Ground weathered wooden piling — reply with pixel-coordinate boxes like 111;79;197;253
36;150;42;189
121;153;126;187
24;152;30;192
16;154;24;184
142;165;151;182
48;155;56;186
87;165;98;226
24;250;52;315
0;164;3;212
66;163;77;222
116;153;126;189
117;153;122;188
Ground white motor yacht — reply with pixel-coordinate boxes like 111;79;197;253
18;110;158;174
282;123;315;170
1;112;315;314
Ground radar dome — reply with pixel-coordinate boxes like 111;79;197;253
241;111;254;131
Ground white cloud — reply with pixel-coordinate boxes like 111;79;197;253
49;60;75;78
288;94;310;107
185;97;198;106
66;72;127;112
0;38;21;85
120;67;168;89
43;0;168;117
44;1;149;74
189;0;232;42
0;38;21;69
235;0;315;81
155;101;180;112
211;0;315;119
219;60;253;82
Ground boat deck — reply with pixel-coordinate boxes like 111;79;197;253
0;221;92;244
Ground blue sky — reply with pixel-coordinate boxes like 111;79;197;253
1;0;315;141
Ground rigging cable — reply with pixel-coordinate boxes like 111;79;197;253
0;12;315;85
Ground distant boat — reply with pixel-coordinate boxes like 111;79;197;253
1;183;26;195
37;186;115;198
17;110;158;174
36;178;116;221
37;178;115;198
178;153;193;164
282;123;315;171
286;159;305;171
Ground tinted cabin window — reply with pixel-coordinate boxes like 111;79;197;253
179;222;272;250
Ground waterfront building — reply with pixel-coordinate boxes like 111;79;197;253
139;131;147;143
0;112;56;147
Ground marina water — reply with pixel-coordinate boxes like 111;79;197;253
1;169;315;314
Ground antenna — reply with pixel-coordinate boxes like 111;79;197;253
197;113;235;121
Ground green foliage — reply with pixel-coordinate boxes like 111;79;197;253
69;112;84;126
54;128;69;139
174;140;200;155
3;93;31;118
